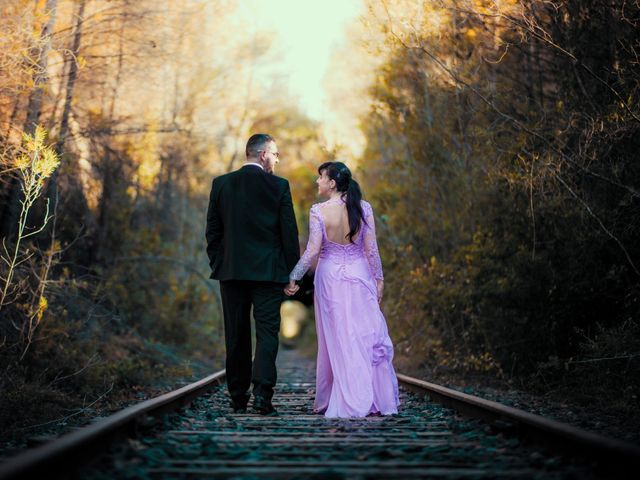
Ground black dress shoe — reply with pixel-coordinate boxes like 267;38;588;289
253;395;277;416
230;392;250;413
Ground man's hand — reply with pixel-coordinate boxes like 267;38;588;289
376;279;384;304
284;279;299;296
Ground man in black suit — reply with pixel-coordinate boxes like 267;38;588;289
205;134;299;416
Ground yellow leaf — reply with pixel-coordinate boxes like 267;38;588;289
14;154;30;170
34;125;46;145
35;295;48;322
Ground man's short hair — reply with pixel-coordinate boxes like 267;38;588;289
246;134;275;158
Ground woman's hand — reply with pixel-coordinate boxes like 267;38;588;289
376;279;384;304
284;279;299;296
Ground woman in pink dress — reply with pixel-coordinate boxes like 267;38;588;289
285;162;400;418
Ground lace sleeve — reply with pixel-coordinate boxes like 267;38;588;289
363;202;384;281
289;206;323;281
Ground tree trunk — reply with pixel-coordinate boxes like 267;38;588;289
47;0;87;204
5;96;21;138
24;0;58;136
108;10;127;121
54;0;86;155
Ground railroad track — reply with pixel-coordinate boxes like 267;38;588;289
1;348;638;479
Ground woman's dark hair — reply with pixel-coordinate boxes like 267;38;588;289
318;161;365;243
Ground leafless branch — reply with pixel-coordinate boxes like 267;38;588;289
16;382;114;431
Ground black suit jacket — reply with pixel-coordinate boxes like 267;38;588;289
205;165;299;283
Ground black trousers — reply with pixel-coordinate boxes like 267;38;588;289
219;280;284;403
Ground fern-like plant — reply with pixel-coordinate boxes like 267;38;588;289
0;126;60;311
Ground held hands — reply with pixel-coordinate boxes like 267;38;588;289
376;279;384;304
285;278;380;300
284;279;299;296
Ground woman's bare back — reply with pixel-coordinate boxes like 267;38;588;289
318;201;356;245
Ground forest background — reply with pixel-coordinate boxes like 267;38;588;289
1;0;639;453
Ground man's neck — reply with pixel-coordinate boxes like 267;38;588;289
243;161;264;170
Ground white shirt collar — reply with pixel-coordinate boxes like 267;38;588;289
242;162;264;170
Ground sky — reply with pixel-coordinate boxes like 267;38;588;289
236;0;365;122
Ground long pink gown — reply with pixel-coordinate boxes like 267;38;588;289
290;198;400;418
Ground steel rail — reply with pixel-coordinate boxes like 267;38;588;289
0;370;226;479
2;368;639;479
397;373;640;471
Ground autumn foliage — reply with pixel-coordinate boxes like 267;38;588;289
357;0;640;412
